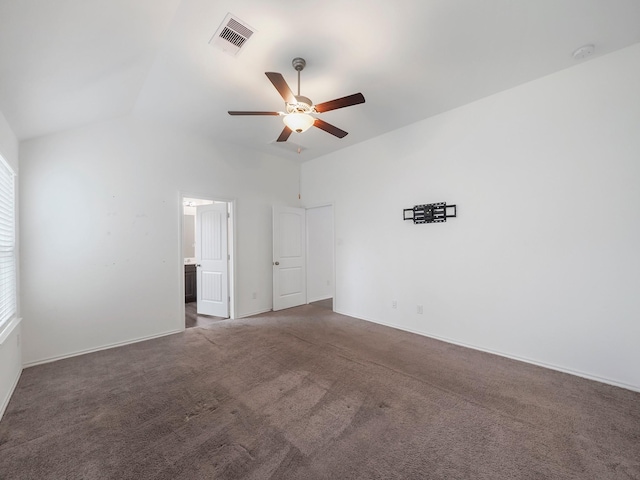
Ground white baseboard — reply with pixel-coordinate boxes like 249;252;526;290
236;308;272;319
23;329;183;369
0;367;22;420
335;309;640;394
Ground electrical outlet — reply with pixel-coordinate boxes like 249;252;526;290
417;305;423;314
392;300;397;309
252;292;257;300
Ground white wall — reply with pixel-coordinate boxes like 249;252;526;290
0;110;21;418
301;43;640;391
20;117;300;365
306;205;334;302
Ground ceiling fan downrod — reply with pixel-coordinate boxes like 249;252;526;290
292;57;306;97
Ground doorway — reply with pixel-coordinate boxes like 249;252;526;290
271;204;335;312
182;196;234;329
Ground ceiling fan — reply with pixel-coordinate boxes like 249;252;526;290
228;57;365;142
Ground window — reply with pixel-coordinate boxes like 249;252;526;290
0;155;16;329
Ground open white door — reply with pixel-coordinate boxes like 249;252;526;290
273;206;306;311
196;203;229;317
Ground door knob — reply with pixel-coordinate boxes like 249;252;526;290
274;261;280;265
196;264;201;267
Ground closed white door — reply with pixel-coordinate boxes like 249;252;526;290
196;203;229;317
273;206;306;311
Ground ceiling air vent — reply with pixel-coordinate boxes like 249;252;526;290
210;14;255;57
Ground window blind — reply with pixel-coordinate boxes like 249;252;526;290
0;156;16;328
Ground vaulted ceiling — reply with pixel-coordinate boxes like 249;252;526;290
1;0;639;161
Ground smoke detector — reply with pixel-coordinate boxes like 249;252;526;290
572;44;595;60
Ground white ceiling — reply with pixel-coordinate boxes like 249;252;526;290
1;0;639;161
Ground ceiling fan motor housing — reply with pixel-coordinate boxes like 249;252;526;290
287;95;314;113
292;57;306;71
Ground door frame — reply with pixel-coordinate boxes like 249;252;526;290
179;192;236;328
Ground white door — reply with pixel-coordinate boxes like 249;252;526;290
273;206;306;311
196;203;229;317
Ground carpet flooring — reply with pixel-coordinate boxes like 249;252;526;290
1;304;639;479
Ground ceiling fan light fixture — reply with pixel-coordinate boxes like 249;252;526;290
228;57;365;142
283;112;315;133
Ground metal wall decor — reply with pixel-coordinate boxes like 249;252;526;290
403;202;457;224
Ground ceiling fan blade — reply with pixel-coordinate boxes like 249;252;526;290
277;126;293;142
265;72;296;104
314;93;365;113
228;111;280;116
313;118;348;138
